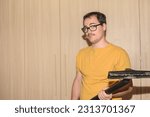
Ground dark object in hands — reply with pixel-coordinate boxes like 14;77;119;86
91;79;130;100
108;69;150;79
91;69;150;100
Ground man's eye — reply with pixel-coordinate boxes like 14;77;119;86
90;25;96;28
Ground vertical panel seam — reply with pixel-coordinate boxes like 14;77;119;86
138;0;142;100
23;0;26;99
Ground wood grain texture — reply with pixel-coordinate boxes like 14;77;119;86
0;0;24;99
0;0;150;99
140;0;150;99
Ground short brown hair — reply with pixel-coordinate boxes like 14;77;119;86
83;11;107;24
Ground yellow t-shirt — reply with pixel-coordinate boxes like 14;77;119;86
76;43;131;100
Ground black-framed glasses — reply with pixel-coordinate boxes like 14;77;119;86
81;23;102;33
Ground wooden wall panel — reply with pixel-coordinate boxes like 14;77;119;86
0;0;11;99
0;0;24;99
60;0;78;99
140;0;150;99
24;0;60;99
99;0;141;99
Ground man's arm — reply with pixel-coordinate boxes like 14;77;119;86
71;71;82;100
92;79;133;100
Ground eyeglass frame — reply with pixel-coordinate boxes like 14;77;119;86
81;23;103;33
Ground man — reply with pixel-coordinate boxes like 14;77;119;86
71;12;133;100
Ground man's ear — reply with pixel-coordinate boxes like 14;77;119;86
102;23;107;32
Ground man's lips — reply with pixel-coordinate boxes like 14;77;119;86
86;34;95;38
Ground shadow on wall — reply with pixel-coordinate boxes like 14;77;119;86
123;86;150;100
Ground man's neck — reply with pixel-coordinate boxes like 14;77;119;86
92;38;109;48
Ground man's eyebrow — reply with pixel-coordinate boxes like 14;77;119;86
84;23;97;27
89;23;97;25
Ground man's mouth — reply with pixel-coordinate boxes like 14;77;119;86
87;34;95;38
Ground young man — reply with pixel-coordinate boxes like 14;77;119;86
71;12;133;100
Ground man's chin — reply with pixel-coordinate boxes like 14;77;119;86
89;40;97;44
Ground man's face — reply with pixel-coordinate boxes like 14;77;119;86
83;16;106;44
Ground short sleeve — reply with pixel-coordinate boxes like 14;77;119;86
115;49;131;71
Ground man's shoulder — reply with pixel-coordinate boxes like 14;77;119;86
110;43;127;53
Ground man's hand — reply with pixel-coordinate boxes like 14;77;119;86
98;88;112;100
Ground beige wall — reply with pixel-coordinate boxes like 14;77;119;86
0;0;150;99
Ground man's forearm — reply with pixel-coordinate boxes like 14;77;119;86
71;79;81;100
71;88;80;100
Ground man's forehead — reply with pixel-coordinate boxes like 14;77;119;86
83;16;99;25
